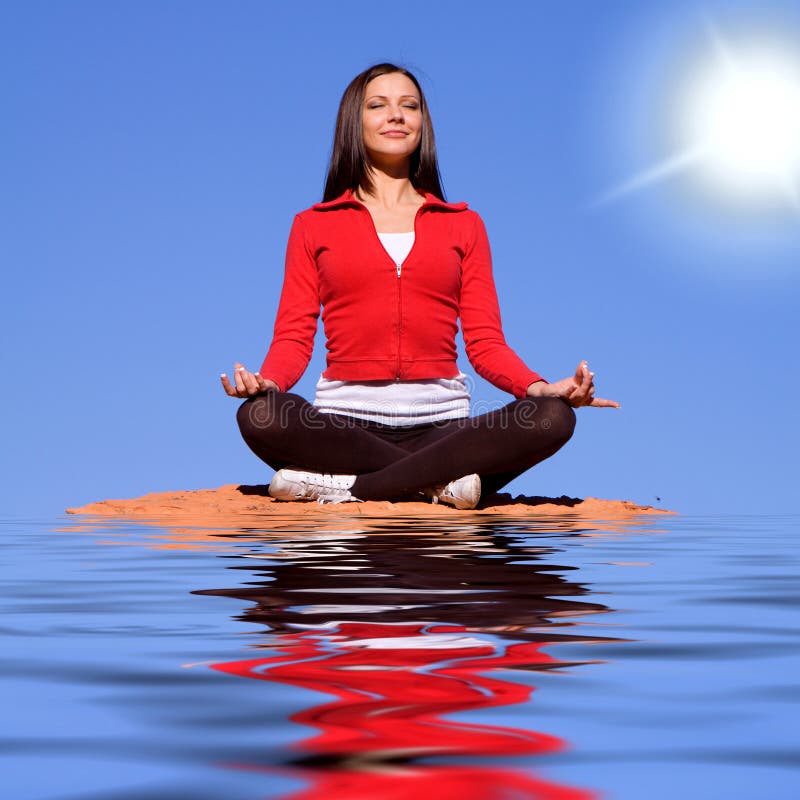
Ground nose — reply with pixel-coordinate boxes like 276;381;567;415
387;103;405;123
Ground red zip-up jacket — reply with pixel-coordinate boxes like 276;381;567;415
258;188;544;398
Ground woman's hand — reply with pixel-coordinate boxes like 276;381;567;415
220;363;279;398
526;361;620;408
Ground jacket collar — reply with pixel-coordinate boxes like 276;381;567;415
312;187;468;212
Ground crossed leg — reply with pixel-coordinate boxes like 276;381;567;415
236;391;576;502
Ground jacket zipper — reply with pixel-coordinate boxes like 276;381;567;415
355;198;427;381
395;264;402;380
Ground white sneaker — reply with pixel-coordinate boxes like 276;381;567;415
268;469;361;505
424;473;481;510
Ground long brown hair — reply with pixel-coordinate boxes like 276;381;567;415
322;63;446;202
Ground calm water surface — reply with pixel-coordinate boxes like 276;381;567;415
2;512;798;799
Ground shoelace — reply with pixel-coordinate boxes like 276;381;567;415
297;473;353;502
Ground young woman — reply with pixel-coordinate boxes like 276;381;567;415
221;63;619;508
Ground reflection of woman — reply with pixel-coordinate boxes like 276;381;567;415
221;63;618;508
195;528;611;639
197;531;608;797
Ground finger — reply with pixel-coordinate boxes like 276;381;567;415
562;385;584;408
233;364;248;394
220;373;238;396
563;384;578;400
240;368;260;395
570;364;592;405
589;397;621;408
255;373;268;390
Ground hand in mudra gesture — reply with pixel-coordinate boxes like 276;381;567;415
220;363;279;398
527;361;620;408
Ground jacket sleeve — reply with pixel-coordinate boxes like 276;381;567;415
459;211;546;398
258;214;320;392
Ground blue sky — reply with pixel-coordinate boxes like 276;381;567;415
2;0;799;516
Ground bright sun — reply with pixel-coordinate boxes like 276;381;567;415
682;47;800;200
601;24;800;211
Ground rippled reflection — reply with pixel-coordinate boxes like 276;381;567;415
195;523;622;798
10;511;795;800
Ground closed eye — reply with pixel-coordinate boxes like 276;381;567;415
366;103;420;110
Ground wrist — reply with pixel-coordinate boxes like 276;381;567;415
526;379;548;397
258;373;281;392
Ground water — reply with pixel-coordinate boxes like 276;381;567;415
2;513;798;799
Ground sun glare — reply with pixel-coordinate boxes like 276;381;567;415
681;48;800;199
600;22;800;212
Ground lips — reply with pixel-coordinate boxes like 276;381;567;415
381;131;408;136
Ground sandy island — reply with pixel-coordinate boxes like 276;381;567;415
67;484;671;524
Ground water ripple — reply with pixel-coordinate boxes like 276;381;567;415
2;515;799;799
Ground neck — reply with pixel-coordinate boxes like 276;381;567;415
357;168;422;209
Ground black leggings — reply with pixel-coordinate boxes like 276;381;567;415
236;391;576;502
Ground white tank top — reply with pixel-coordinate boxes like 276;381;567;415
313;231;471;426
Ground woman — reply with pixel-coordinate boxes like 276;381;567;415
221;63;619;508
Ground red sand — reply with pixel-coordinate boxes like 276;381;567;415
67;483;671;524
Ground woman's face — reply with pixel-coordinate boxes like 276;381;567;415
361;72;423;167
